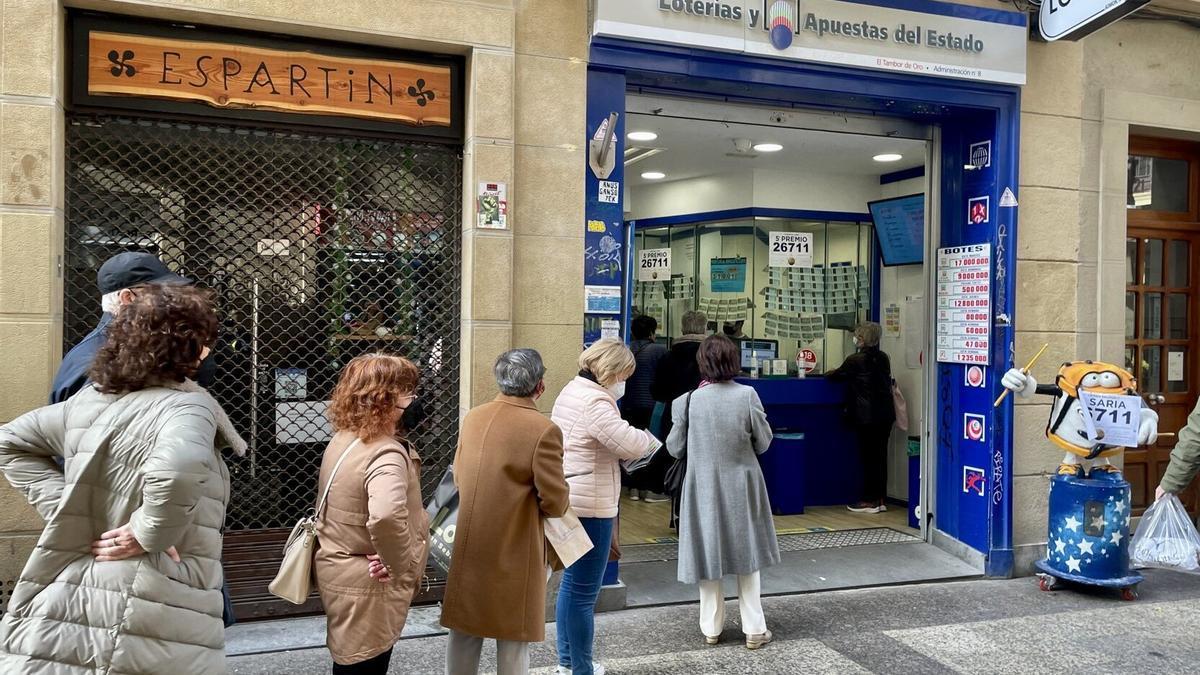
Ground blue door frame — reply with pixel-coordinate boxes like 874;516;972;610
586;25;1022;577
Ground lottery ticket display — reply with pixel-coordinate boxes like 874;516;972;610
936;244;991;365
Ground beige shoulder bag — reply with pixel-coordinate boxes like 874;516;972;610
268;438;361;604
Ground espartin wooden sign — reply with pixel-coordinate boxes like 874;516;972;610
78;22;456;132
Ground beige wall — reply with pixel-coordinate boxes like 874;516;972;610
0;0;587;587
1011;17;1200;573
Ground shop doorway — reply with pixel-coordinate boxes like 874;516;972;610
1125;136;1200;516
616;96;977;603
63;114;463;619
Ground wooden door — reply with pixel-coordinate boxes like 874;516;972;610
1125;136;1200;516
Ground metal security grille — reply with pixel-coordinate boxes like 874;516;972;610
64;114;462;537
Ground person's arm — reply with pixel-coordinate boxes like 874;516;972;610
586;398;660;461
666;394;689;459
826;354;856;382
748;388;774;455
533;425;570;518
364;448;415;571
128;402;218;553
1160;399;1200;495
0;403;69;521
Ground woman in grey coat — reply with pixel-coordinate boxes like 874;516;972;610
667;335;779;650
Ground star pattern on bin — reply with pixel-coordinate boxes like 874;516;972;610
1053;538;1067;554
1111;530;1124;545
1065;556;1082;573
1064;515;1081;532
1079;540;1095;555
1114;499;1126;514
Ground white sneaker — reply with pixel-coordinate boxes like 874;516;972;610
556;664;605;675
628;489;640;502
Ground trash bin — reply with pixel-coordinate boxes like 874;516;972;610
759;432;805;515
907;436;920;530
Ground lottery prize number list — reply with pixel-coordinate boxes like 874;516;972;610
936;244;991;365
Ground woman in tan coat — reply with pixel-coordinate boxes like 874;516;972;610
441;349;571;675
315;354;429;674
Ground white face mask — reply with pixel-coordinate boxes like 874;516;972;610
607;381;626;400
853;337;863;348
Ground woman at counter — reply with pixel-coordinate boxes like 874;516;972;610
827;322;896;515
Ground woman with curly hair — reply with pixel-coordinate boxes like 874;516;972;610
0;284;242;674
315;353;429;674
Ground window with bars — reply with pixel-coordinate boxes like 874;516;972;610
64;114;463;534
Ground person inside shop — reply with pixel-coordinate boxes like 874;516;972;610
722;320;746;340
652;310;709;528
826;322;896;515
622;314;670;503
440;349;570;675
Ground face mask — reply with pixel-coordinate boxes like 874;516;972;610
853;338;863;348
401;397;427;431
607;381;626;401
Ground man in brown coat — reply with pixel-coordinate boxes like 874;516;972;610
441;349;571;675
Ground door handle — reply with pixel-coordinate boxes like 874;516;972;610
1144;394;1166;405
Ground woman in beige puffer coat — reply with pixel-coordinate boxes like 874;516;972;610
0;285;240;674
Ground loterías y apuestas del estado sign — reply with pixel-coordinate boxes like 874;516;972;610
594;0;1028;85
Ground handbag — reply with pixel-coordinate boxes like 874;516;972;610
426;468;460;574
892;380;909;432
663;391;693;495
268;438;361;605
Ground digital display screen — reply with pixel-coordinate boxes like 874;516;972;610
869;193;925;266
740;339;778;370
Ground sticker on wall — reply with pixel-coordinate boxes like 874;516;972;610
587;219;607;233
477;182;508;229
969;140;992;169
1000;187;1019;208
965;365;986;388
598;180;620;204
584;285;622;314
968;196;990;225
275;368;307;399
963;466;986;496
884;303;901;336
710;257;747;292
600;319;620;340
964;413;987;442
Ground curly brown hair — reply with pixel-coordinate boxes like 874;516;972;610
90;285;218;394
329;354;420;441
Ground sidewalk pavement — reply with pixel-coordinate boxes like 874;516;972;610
228;569;1200;674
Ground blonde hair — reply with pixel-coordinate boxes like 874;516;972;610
579;339;636;387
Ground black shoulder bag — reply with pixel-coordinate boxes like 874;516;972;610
663;391;693;495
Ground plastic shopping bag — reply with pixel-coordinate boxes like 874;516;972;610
1130;494;1200;574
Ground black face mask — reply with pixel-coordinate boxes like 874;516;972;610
401;397;427;432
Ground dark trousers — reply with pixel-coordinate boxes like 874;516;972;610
332;647;392;674
855;423;892;503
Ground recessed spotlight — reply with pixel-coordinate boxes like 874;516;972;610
874;153;903;163
628;131;658;142
753;143;783;152
641;171;666;180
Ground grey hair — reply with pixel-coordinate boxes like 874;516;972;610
855;322;883;348
493;348;546;397
681;310;708;335
101;290;123;315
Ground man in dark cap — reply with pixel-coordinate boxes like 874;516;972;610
50;252;191;404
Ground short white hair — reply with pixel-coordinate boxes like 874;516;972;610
101;291;123;314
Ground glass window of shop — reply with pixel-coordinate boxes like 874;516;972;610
631;217;873;372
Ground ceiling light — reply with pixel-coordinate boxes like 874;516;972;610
628;131;658;142
641;171;666;180
753;143;783;152
874;153;904;163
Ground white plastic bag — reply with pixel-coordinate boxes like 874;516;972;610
1130;494;1200;574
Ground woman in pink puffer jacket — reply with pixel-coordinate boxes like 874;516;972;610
551;339;659;675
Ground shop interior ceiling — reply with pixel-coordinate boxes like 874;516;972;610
624;95;927;187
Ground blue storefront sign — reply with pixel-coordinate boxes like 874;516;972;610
587;0;1026;576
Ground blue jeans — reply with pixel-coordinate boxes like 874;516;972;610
556;517;613;675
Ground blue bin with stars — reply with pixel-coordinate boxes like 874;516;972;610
1036;475;1142;589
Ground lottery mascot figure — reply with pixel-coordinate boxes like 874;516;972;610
1001;360;1158;598
1002;361;1158;478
